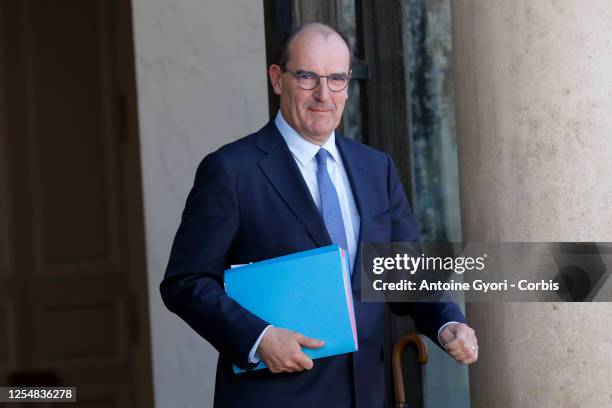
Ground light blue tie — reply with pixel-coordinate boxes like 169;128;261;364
316;148;348;251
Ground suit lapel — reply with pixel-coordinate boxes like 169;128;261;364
335;134;370;291
335;134;369;233
257;122;331;248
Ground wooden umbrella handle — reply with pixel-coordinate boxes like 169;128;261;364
392;333;429;408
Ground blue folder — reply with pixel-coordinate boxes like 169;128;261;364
224;245;358;373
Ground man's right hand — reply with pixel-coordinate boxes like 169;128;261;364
257;327;324;373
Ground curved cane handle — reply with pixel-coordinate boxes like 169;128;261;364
392;333;429;408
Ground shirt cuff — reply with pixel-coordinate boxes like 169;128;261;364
248;325;273;363
437;321;460;346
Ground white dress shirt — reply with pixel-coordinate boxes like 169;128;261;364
274;111;361;269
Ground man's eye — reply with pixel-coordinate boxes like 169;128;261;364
298;73;317;81
330;75;348;82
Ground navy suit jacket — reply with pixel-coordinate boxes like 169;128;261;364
160;121;465;408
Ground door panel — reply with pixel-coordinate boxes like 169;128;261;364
28;0;120;275
0;303;14;367
35;300;126;364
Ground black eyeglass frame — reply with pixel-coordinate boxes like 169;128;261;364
279;66;351;92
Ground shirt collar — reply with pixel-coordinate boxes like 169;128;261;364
274;111;341;167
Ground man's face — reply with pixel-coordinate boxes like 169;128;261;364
269;30;351;144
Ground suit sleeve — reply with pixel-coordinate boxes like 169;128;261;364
160;151;269;369
383;154;466;347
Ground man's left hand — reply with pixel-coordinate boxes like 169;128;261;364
439;323;478;364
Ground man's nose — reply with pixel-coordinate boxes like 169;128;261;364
313;78;331;101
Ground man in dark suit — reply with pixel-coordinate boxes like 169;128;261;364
161;23;478;408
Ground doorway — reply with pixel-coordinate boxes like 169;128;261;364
0;1;153;406
263;1;470;407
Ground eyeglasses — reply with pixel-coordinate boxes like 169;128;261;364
280;66;350;92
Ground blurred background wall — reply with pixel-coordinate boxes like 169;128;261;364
131;1;268;407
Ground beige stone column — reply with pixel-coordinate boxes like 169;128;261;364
451;1;612;407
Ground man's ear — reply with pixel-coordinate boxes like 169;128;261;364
269;65;283;96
